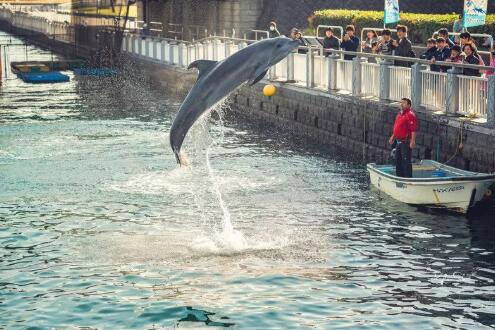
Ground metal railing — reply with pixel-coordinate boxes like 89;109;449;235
250;29;269;40
361;62;380;97
189;25;207;40
458;75;488;117
120;33;492;122
336;59;353;92
421;70;447;111
168;23;183;39
389;66;411;101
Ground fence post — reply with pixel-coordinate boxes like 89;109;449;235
136;35;142;56
379;60;392;101
144;37;150;57
152;38;158;59
204;40;210;59
130;34;136;53
327;54;338;91
287;52;295;82
410;63;423;109
195;42;200;60
224;40;230;58
178;43;186;67
213;38;219;61
161;40;167;62
487;75;495;127
169;42;175;65
446;67;462;114
352;57;364;97
306;49;315;88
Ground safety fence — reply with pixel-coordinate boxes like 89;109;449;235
1;10;74;44
458;75;488;117
120;33;495;124
389;66;411;101
361;62;380;98
335;59;352;92
421;71;447;111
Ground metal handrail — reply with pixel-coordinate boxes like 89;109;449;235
250;29;269;40
321;48;495;71
125;33;494;71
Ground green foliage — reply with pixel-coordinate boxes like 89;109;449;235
310;9;495;44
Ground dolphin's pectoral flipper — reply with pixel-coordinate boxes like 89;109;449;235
249;69;268;86
188;60;218;79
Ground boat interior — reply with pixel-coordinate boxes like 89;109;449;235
372;160;482;179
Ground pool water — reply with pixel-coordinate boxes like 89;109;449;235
1;33;495;329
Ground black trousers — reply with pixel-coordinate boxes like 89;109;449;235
396;141;412;178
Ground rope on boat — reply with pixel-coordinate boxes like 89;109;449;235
443;119;465;166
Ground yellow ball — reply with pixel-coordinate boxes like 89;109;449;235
263;84;276;97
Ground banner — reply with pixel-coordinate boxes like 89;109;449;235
384;0;400;25
463;0;488;28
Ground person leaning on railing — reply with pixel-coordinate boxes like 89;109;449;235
460;31;475;48
392;25;414;67
420;38;437;60
438;28;455;48
340;25;360;60
376;29;394;57
430;37;451;72
445;45;464;64
361;30;378;54
269;21;280;38
462;44;482;77
290;27;308;54
322;27;340;56
367;41;379;64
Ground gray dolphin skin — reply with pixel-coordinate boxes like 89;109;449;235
169;36;301;165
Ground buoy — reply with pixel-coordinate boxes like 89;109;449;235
263;84;276;97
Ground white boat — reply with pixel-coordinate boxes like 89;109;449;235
367;160;495;214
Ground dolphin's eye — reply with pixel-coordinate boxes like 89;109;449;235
276;44;282;48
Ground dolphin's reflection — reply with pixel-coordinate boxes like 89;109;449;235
177;306;235;328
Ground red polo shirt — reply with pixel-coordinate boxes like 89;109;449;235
393;108;417;140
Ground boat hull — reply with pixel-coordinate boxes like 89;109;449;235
368;162;495;214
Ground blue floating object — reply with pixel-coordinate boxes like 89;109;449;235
432;169;447;178
73;67;118;77
381;167;395;174
17;71;70;83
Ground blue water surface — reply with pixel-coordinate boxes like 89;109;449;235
1;33;495;329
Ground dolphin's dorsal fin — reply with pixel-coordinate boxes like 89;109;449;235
188;60;217;79
249;69;268;86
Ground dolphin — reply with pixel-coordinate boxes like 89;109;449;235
169;36;301;164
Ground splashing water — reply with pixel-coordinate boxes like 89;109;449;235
188;99;250;253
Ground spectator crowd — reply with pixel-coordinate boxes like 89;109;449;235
280;22;495;78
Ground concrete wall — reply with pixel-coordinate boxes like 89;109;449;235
126;54;495;173
233;83;495;173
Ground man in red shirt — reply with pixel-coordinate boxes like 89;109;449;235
388;98;417;177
